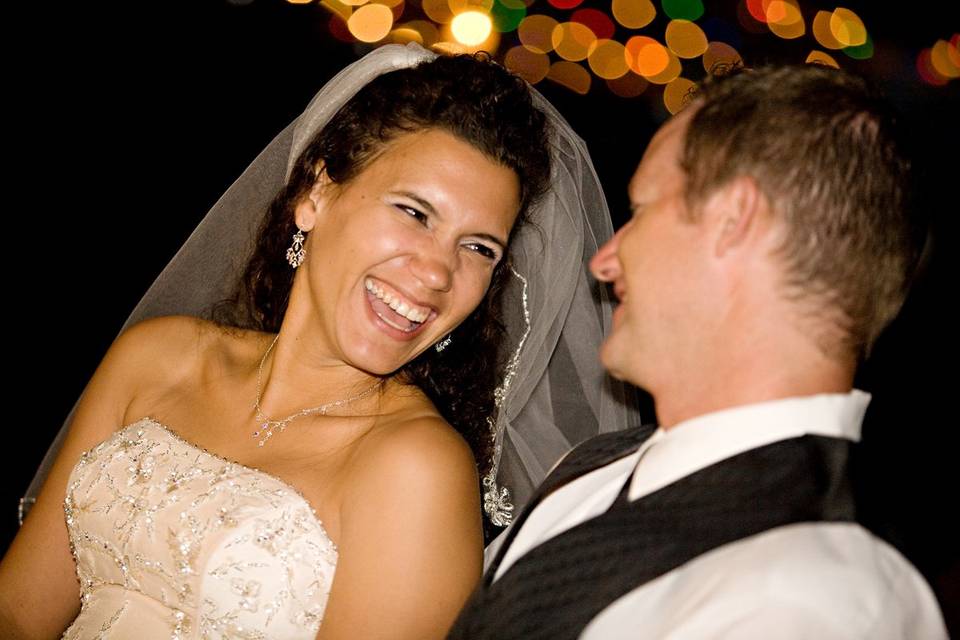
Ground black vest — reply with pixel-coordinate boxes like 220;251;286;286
448;426;856;639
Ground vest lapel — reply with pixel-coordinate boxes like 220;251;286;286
450;435;855;640
483;425;654;585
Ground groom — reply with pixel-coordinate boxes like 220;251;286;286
448;65;947;638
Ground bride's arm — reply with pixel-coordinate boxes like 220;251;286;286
316;416;484;640
0;316;200;639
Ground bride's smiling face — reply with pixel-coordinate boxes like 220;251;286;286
293;128;521;375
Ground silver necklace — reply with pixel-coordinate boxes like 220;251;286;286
252;333;383;447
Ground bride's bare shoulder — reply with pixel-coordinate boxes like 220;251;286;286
118;316;274;386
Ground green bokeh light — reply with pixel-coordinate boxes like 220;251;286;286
662;0;704;22
492;0;527;33
843;33;874;60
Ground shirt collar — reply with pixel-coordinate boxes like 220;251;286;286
627;390;871;501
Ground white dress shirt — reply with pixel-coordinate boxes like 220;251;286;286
486;391;947;639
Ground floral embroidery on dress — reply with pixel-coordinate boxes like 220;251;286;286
62;419;337;639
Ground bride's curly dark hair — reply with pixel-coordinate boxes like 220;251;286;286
212;53;551;487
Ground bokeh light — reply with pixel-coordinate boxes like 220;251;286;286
547;61;592;94
452;11;493;46
931;39;960;79
830;8;867;47
744;0;767;23
547;0;584;9
389;26;423;44
433;41;469;54
607;72;649;98
518;14;559;54
505;44;551;83
348;3;394;41
339;0;368;5
737;0;767;34
448;0;494;13
552;21;597;62
917;48;950;86
588;39;629;79
663;76;696;114
376;0;405;21
423;0;455;24
645;49;682;84
397;19;439;46
806;50;840;68
843;33;873;59
612;0;656;30
626;36;670;77
662;0;704;22
702;41;743;73
766;0;804;40
329;14;355;42
287;0;314;4
812;10;844;49
322;0;353;20
666;20;708;58
572;8;615;40
491;0;526;33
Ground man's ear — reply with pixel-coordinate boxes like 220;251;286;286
706;175;769;258
294;163;333;232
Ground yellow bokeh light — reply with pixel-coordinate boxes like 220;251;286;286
612;0;656;29
607;72;649;98
433;41;469;54
812;10;843;49
321;0;353;19
339;0;368;5
587;39;629;80
505;45;551;84
390;27;423;44
423;0;455;23
547;61;592;95
451;11;493;46
626;36;670;77
931;40;960;79
518;14;559;54
449;0;495;12
663;77;697;114
767;0;804;39
287;0;314;4
348;3;394;42
947;38;960;68
806;50;840;68
397;19;440;46
665;20;708;59
645;50;682;84
830;8;867;47
702;41;742;73
552;21;597;62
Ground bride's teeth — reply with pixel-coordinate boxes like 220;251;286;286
366;279;428;324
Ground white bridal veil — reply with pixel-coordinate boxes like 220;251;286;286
22;43;640;530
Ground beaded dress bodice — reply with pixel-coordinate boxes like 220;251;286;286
62;418;337;639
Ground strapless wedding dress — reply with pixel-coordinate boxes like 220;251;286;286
62;418;338;639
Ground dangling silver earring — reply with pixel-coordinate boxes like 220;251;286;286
435;335;452;352
286;227;306;268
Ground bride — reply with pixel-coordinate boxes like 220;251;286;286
0;44;635;638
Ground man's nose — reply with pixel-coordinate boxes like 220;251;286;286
590;223;627;283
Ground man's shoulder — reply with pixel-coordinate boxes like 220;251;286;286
585;522;946;639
